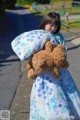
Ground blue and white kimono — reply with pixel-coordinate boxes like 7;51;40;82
11;30;80;120
29;33;80;120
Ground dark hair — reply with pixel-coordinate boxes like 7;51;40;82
39;12;61;34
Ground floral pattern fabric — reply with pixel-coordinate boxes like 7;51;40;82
11;30;57;61
29;33;80;120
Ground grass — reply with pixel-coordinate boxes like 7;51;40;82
61;19;80;31
68;20;80;29
16;0;38;6
51;0;70;2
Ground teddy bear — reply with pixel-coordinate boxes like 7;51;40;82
27;41;69;80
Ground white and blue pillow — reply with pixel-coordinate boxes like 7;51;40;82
11;30;66;61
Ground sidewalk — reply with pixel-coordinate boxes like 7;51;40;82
10;31;80;120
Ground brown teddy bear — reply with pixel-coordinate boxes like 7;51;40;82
27;41;69;80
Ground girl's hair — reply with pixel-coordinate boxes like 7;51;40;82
39;11;61;34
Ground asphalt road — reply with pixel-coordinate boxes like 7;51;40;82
61;32;80;90
0;7;80;110
0;7;41;110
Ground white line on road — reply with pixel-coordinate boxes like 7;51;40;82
71;37;80;45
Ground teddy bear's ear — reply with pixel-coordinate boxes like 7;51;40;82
44;41;54;52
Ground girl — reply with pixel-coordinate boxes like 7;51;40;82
29;12;80;120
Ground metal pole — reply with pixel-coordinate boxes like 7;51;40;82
64;0;65;14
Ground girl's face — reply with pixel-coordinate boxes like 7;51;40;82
44;23;55;33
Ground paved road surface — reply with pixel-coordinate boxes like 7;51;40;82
62;32;80;90
0;7;41;110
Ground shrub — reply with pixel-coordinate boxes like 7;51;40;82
0;0;5;16
5;0;17;9
35;0;50;4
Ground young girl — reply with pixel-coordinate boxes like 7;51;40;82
29;12;80;120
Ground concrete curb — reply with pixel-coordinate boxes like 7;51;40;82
10;61;33;120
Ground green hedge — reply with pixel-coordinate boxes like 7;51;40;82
5;0;17;9
17;0;27;5
0;0;5;16
35;0;50;4
16;0;38;5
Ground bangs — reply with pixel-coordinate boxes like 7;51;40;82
45;15;55;25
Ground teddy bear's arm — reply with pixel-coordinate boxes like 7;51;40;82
27;58;38;80
52;44;69;68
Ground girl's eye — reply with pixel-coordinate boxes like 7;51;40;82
50;24;53;27
51;25;54;27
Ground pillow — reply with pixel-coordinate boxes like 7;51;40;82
11;30;56;61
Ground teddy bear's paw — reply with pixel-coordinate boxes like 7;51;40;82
28;73;36;80
57;44;65;50
28;69;37;80
27;59;33;70
27;63;32;70
52;67;60;78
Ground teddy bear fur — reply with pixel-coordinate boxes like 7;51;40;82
27;41;69;80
